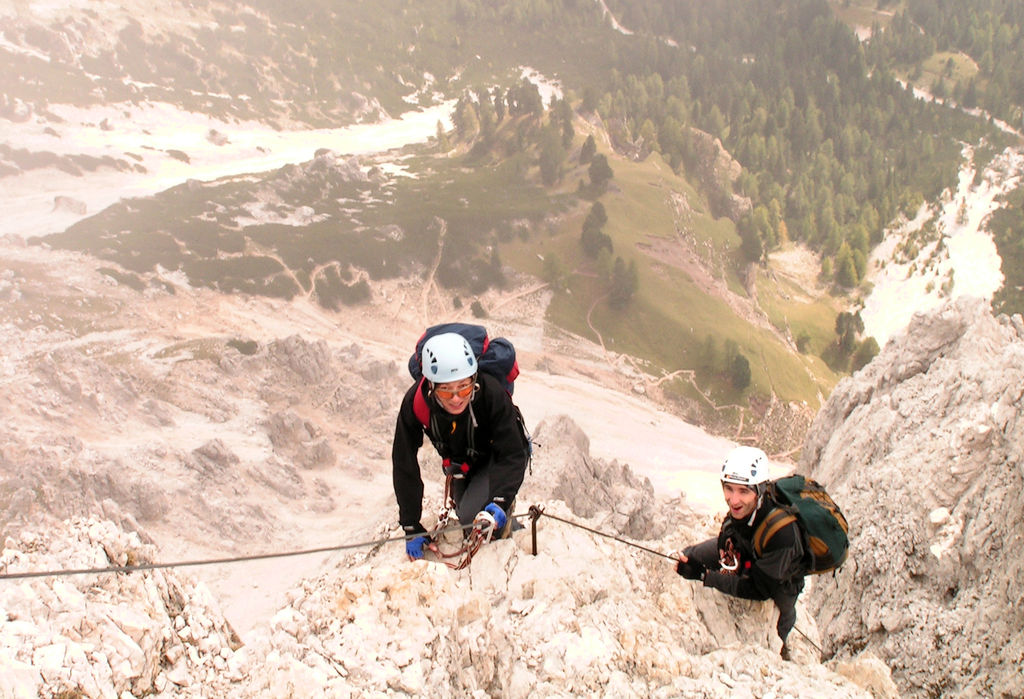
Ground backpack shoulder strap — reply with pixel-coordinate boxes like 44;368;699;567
753;506;798;557
414;377;460;458
412;377;430;428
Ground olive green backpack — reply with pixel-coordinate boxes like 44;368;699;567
754;475;850;575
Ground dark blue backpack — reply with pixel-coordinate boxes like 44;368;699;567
408;322;519;426
408;323;531;469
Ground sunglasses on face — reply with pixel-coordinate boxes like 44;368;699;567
433;383;474;400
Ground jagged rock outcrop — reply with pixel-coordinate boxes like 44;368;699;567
263;409;336;470
525;415;668;540
1;426;888;698
204;515;878;699
0;248;397;548
267;335;335;385
0;519;241;698
687;127;752;221
801;297;1024;698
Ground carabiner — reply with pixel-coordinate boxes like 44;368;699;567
719;553;740;571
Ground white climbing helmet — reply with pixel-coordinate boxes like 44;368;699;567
421;332;477;383
721;446;770;489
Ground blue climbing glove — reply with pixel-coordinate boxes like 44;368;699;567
406;535;430;560
484;503;507;531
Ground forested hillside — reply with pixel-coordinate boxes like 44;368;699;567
598;0;1006;280
844;0;1024;315
863;0;1024;125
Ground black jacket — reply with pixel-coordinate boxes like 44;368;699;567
392;372;528;532
699;499;806;600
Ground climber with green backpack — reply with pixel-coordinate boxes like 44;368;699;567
392;323;531;562
674;446;849;659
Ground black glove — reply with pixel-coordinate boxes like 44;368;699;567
676;557;706;581
702;570;724;590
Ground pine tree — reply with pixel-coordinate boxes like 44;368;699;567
588;154;614;191
539;125;565;186
835;242;858;288
729;352;751;390
580;135;597;164
435;121;450;152
608;257;638;309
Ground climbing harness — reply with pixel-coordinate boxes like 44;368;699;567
441;458;470;479
422;473;500;570
719;539;741;573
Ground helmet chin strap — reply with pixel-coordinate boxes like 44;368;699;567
748;485;765;526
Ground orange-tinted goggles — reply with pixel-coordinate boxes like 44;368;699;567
434;384;474;400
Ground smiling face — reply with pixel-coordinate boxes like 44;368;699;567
432;377;475;415
722;481;759;520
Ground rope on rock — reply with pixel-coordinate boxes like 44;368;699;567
526;505;678;561
0;520;470;581
526;505;825;658
0;500;830;658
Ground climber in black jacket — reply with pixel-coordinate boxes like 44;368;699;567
392;332;529;561
675;446;807;659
